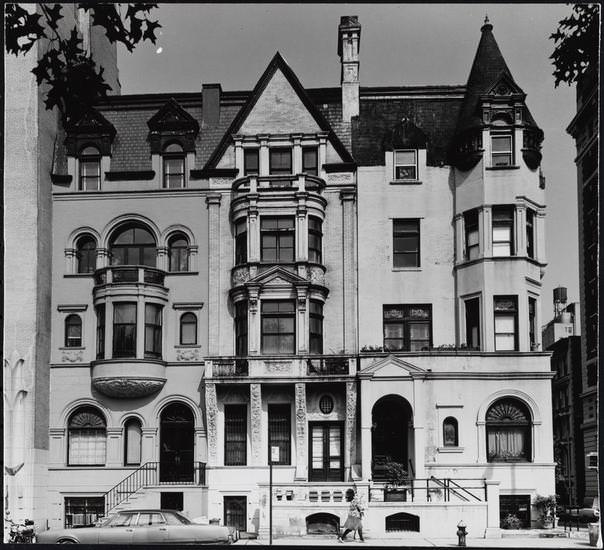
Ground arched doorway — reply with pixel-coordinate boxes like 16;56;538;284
160;403;194;482
371;395;413;480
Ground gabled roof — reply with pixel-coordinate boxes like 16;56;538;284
204;52;354;170
358;355;426;378
456;20;532;134
67;107;116;137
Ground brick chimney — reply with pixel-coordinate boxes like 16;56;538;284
338;16;361;122
202;83;222;127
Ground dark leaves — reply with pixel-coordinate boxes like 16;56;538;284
5;4;46;55
5;3;161;124
550;4;600;87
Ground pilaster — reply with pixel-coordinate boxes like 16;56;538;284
454;214;464;263
250;383;262;466
205;383;218;466
206;193;222;355
482;206;492;257
294;383;307;480
141;427;157;463
106;427;123;467
345;381;357;481
96;248;109;269
484;480;502;538
156;246;168;272
340;190;357;352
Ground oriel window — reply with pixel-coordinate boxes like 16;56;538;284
490;133;513;167
492;206;514;257
144;304;163;359
261;300;295;355
464;209;479;260
96;305;105;359
308;216;323;264
269;148;292;175
309;300;324;354
235;301;248;356
113;303;137;358
235;219;248;264
261;217;295;262
526;209;535;259
494;295;518;351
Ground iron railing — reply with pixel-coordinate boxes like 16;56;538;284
94;266;166;286
369;477;487;503
104;461;206;515
306;357;349;375
211;358;249;377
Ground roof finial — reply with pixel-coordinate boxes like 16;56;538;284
481;13;493;32
484;13;489;25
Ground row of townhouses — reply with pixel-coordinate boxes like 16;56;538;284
7;13;556;538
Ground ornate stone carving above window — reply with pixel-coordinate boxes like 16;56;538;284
65;108;116;156
147;98;200;154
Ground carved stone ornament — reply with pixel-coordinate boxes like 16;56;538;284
306;266;325;285
61;350;84;363
295;384;307;432
176;348;200;362
265;361;292;374
205;383;218;464
232;266;250;285
250;384;262;464
345;381;357;465
92;377;166;398
328;173;354;185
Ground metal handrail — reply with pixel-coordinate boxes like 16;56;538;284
104;461;206;515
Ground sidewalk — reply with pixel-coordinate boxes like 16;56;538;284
234;531;594;548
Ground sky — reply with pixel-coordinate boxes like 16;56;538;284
117;3;580;325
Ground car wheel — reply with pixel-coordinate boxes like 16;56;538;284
57;539;77;544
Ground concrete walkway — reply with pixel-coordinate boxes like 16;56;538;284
234;530;595;548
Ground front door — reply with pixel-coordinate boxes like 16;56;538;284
309;422;344;482
224;496;247;532
160;403;194;482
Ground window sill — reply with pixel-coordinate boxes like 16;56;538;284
390;180;422;185
165;271;199;276
59;346;85;351
485;165;520;171
64;273;94;278
438;447;464;453
392;267;422;272
174;345;201;349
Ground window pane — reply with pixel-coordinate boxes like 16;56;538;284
409;323;430;339
114;304;136;323
492;153;512;166
495;315;515;333
384;324;405;338
125;421;142;465
311;427;323;468
395;166;417;180
395;150;416;165
491;136;511;152
492;242;511;257
495;334;516;351
394;252;418;268
393;236;419;253
303;148;318;175
493;226;511;242
244;149;259;174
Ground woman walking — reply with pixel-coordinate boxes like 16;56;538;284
337;488;365;542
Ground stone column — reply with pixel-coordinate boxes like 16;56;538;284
413;426;426;492
205;383;218;466
515;205;526;256
345;381;357;481
136;295;145;358
295;205;307;263
296;290;308;354
156;246;168;272
476;421;486;462
359;380;372;481
294;383;307;480
340;190;357;353
106;427;123;467
248;287;260;354
96;247;109;269
259;136;269;176
454;214;464;263
189;245;199;272
535;211;546;263
484;480;502;538
248;204;259;263
64;248;76;274
206;194;222;355
250;383;262;466
292;134;302;174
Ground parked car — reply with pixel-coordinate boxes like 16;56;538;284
36;509;237;544
558;497;600;526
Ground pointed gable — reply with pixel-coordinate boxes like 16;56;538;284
147;98;200;153
65;107;116;156
359;355;426;378
249;265;310;289
205;52;354;169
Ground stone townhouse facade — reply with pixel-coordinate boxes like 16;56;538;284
41;15;555;537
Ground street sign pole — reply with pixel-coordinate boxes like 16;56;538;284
269;446;279;546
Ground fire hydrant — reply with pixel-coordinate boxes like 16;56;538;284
457;520;467;547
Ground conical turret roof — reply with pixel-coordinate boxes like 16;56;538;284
456;19;535;134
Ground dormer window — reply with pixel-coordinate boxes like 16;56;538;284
244;148;259;176
490;132;513;167
394;150;417;180
269;148;292;175
79;146;101;191
163;143;185;188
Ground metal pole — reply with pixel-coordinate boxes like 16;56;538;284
269;458;273;545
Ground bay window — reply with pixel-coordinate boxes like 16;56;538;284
526;209;535;259
96;305;105;359
309;300;324;354
235;219;247;264
464;297;480;350
144;304;163;359
492;206;514;257
269;148;292;175
235;301;248;356
261;217;294;262
261;300;295;354
302;147;318;176
308;216;323;263
494;295;518;351
113;303;137;358
464;209;479;260
244;148;259;176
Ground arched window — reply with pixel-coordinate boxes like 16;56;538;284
443;417;458;447
168;233;189;272
79;146;101;191
76;235;97;273
385;512;420;532
124;418;142;465
163;142;185;188
486;398;531;462
68;406;106;465
180;312;197;345
65;314;82;347
109;224;157;267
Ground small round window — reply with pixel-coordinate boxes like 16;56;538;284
319;395;334;414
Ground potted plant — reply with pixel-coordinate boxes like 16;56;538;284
534;494;557;528
501;513;522;530
383;462;409;502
